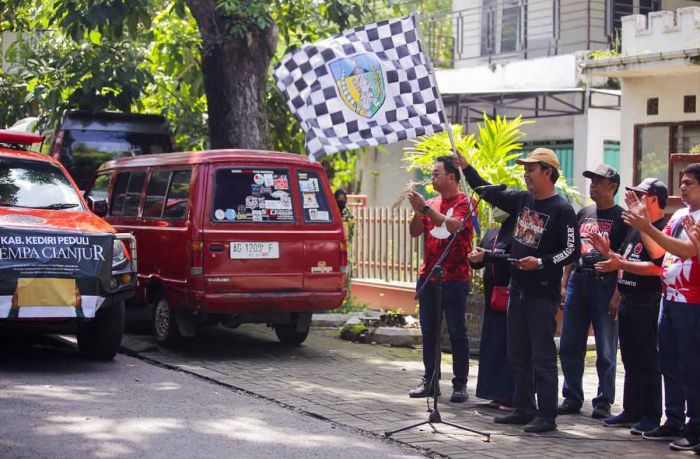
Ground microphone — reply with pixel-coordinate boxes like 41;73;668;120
474;184;506;194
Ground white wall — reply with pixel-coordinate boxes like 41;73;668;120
575;108;622;199
619;73;700;194
357;142;416;207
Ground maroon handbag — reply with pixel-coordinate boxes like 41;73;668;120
488;234;509;312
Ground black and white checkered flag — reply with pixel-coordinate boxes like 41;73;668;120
273;15;446;161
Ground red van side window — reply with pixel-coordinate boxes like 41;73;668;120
297;170;332;224
164;170;191;219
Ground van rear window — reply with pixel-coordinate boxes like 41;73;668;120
297;170;332;223
212;168;294;223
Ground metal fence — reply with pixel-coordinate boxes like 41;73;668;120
350;206;423;284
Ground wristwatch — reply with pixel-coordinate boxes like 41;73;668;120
421;204;431;214
536;258;543;270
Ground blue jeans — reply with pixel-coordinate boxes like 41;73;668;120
416;278;470;386
508;287;559;420
658;299;700;432
559;271;618;409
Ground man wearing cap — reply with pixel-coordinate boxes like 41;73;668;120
587;178;668;435
622;164;700;451
456;148;580;433
558;164;628;420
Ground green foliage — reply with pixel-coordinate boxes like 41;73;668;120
216;0;272;38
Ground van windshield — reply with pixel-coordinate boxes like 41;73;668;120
0;159;83;209
60;130;173;190
212;168;295;223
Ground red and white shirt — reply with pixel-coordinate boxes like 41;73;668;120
419;193;475;283
661;207;700;303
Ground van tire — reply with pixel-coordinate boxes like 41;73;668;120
77;299;125;360
274;314;311;346
152;293;180;346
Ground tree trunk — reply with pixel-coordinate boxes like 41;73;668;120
185;0;277;150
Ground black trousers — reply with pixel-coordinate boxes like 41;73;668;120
618;294;662;422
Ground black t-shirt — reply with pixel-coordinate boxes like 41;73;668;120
577;204;628;268
464;165;580;298
617;216;669;295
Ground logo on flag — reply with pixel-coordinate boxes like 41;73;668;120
329;54;385;118
273;15;445;161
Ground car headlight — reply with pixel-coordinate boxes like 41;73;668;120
112;240;128;269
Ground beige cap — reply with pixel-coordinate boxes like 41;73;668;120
515;147;560;169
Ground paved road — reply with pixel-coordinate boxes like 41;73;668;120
118;324;685;458
0;336;425;459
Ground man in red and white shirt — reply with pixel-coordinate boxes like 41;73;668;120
623;164;700;452
406;155;475;404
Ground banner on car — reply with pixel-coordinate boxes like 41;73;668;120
0;229;113;318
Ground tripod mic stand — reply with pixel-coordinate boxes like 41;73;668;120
385;192;491;441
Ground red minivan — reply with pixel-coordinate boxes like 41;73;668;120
83;150;347;345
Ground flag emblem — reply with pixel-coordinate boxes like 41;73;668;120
329;54;386;118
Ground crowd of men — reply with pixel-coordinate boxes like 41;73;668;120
405;148;700;452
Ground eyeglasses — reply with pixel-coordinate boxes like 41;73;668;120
431;171;445;178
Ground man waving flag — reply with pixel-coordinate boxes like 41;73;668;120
273;15;446;161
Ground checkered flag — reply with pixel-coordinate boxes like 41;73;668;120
273;15;446;161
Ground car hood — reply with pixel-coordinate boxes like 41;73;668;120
0;207;115;234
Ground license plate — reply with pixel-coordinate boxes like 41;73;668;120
230;241;279;259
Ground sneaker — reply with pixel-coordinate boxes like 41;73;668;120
450;384;468;403
499;403;514;411
630;419;659;435
642;424;685;441
494;411;534;425
408;378;440;398
603;411;638;428
523;417;557;433
557;399;581;415
670;432;700;451
592;405;612;419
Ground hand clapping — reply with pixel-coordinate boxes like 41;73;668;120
622;190;651;230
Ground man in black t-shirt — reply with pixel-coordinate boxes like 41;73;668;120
558;164;628;420
587;178;668;436
457;148;580;433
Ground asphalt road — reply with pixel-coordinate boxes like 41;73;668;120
0;335;426;459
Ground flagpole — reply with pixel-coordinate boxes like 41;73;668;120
412;13;472;196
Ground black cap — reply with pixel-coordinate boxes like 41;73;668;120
583;164;620;184
625;178;669;207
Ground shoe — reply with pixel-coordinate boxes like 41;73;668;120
630;419;658;435
450;384;468;403
494;411;534;425
643;424;685;441
693;443;700;455
408;378;440;398
499;403;514;411
603;411;638;428
523;417;557;433
592;405;612;419
557;399;581;415
670;432;700;451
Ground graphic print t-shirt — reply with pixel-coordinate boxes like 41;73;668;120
419;193;475;283
661;207;700;303
577;205;628;268
617;217;668;295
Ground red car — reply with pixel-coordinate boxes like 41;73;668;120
84;150;347;346
0;129;137;359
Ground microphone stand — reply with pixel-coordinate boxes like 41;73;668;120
385;190;491;441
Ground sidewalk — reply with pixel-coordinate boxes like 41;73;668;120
122;326;680;458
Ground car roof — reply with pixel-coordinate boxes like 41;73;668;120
59;111;171;134
0;130;53;163
98;149;319;171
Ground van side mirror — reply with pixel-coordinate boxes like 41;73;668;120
87;196;108;217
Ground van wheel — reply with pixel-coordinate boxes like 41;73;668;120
77;299;125;360
152;293;180;346
274;314;311;346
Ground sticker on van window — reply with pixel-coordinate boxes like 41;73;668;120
271;190;289;199
309;209;329;221
251;185;263;196
281;196;292;209
252;210;263;222
265;200;283;210
214;209;225;220
253;173;265;185
264;174;274;187
245;196;258;208
257;197;266;208
225;209;236;220
274;176;289;190
237;205;246;214
300;179;319;192
303;193;319;209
